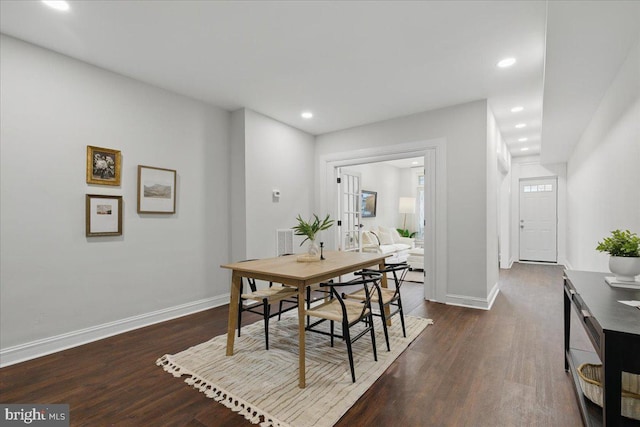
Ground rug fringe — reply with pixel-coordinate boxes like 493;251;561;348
157;355;289;427
156;354;184;378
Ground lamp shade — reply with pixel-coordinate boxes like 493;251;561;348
398;197;416;214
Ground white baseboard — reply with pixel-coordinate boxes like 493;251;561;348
445;283;500;311
486;282;500;310
0;295;229;368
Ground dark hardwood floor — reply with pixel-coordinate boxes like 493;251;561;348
1;263;587;426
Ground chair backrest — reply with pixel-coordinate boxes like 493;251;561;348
320;274;381;322
386;263;409;292
358;262;409;299
238;259;259;292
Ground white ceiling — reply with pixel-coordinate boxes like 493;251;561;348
1;1;637;162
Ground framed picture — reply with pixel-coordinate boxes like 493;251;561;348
137;165;177;214
361;190;377;218
86;146;121;186
86;194;122;237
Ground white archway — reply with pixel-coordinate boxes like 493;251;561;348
318;139;447;302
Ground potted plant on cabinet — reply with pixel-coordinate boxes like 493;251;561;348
596;229;640;286
292;214;334;261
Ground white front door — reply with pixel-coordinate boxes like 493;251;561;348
519;178;557;262
337;169;362;252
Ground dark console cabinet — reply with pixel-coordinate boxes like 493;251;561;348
564;270;640;426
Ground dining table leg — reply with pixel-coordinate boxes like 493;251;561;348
379;261;392;326
298;285;306;388
226;271;242;356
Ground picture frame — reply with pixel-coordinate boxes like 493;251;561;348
86;194;122;237
137;165;177;214
361;190;377;218
86;145;121;186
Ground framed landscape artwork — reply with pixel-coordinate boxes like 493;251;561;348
137;165;177;214
86;145;121;186
86;194;122;237
361;190;377;218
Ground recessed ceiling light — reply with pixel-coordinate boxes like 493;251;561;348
515;123;527;129
301;111;313;119
521;147;529;151
511;106;524;113
42;0;70;11
518;137;528;142
497;57;516;68
411;161;418;165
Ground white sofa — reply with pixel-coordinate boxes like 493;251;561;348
361;226;414;264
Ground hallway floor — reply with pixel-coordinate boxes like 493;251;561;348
1;263;589;426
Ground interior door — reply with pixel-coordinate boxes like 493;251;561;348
337;169;362;252
519;178;557;262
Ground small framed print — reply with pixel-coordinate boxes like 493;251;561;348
87;146;121;186
137;165;177;214
86;194;123;237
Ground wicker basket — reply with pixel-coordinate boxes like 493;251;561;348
577;363;640;421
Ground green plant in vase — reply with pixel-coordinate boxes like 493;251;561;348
293;214;334;258
396;228;417;238
596;229;640;284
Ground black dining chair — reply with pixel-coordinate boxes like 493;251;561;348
237;259;298;350
348;262;409;351
305;273;380;383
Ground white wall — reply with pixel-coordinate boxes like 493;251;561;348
485;108;500;300
0;36;231;357
316;100;495;305
566;38;640;272
230;109;247;263
498;171;512;269
495;119;512;270
509;156;567;266
243;109;316;259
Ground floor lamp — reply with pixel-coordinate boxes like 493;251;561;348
399;197;416;231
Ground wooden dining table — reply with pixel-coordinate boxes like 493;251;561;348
221;250;389;388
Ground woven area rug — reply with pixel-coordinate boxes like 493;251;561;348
157;314;433;427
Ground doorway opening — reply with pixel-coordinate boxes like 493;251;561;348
319;139;446;302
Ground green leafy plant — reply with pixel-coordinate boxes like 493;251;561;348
596;229;640;257
396;228;417;238
292;214;334;245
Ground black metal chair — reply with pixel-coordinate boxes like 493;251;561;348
305;274;380;383
237;259;298;350
348;262;409;351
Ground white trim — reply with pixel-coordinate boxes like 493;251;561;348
486;282;500;310
445;285;500;310
0;295;228;367
318;138;447;303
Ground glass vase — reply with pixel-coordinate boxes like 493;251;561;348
307;239;320;257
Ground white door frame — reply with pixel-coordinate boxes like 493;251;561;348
318;138;447;302
518;177;558;262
